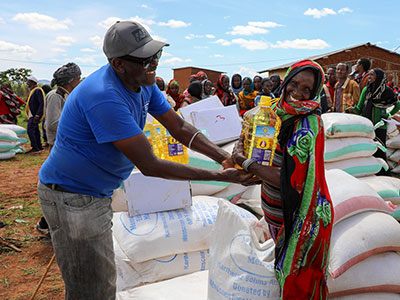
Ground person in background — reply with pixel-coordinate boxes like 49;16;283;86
183;74;197;98
0;82;24;124
25;76;45;153
201;79;214;99
36;63;81;238
323;67;336;111
333;63;360;112
215;74;237;106
253;75;263;92
181;80;203;107
233;59;333;299
37;21;253;300
196;71;208;82
41;84;52;148
166;79;184;110
155;76;165;91
270;74;282;98
254;77;275;106
350;68;400;174
354;58;371;91
237;77;258;116
231;73;243;96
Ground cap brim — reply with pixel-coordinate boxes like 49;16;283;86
128;40;169;58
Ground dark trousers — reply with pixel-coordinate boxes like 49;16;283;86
27;117;42;150
42;119;47;143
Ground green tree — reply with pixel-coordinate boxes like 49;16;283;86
0;68;32;84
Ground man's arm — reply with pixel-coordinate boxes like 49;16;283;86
112;133;252;184
153;108;234;168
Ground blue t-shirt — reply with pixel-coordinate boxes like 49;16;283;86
39;64;171;197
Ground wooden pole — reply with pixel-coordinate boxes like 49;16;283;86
29;254;56;300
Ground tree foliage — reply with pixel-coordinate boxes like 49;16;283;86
0;68;32;84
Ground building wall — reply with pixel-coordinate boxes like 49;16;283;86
173;67;223;92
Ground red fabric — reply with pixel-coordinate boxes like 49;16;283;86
166;79;185;110
326;81;335;99
0;95;10;115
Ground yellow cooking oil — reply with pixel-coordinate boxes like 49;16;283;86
151;119;166;159
244;96;281;166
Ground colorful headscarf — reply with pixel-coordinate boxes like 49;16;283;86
273;60;333;300
195;71;208;81
231;73;243;96
237;77;258;116
51;62;81;87
155;77;165;91
166;79;185;110
253;75;263;92
215;74;236;106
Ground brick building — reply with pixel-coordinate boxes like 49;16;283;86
173;66;224;91
259;43;400;86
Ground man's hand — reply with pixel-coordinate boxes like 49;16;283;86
33;115;41;124
221;155;234;169
218;168;257;185
232;134;247;167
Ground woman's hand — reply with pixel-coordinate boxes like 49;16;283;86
218;168;259;185
232;134;247;167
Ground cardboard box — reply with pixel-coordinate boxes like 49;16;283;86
190;105;242;145
124;170;192;217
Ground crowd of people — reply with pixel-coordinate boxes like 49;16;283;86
1;19;400;300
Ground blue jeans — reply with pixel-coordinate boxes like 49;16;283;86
37;181;116;300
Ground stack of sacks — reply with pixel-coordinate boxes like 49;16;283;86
0;125;27;159
112;196;258;292
359;175;400;221
386;118;400;173
326;169;400;299
322;113;388;177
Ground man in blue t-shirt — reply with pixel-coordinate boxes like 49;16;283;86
37;21;253;300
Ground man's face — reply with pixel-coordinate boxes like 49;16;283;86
120;56;159;87
27;80;36;90
327;68;336;84
355;59;363;74
336;64;348;81
70;76;81;91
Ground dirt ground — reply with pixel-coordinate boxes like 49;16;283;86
0;149;64;300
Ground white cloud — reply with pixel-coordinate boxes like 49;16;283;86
81;48;97;53
98;16;155;32
223;16;230;20
162;51;173;57
152;35;168;43
90;36;103;49
51;47;67;53
248;21;283;28
12;13;72;30
233;66;258;78
185;34;203;40
213;39;231;46
205;34;215;39
338;7;353;14
0;40;36;58
73;56;97;65
52;36;77;47
0;17;5;24
212;54;224;58
141;4;149;8
159;57;191;65
231;38;268;50
228;25;268;36
158;19;190;28
271;39;329;49
304;8;336;19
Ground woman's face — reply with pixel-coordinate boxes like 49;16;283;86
285;69;315;102
170;83;179;94
271;77;280;89
254;77;262;91
233;76;241;89
262;81;273;94
204;81;213;95
368;70;376;84
243;79;251;92
222;76;229;89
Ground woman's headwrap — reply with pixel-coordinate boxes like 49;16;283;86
166;79;184;110
188;80;202;99
51;62;81;87
242;77;255;95
201;79;212;97
155;77;165;91
195;71;208;81
231;73;243;95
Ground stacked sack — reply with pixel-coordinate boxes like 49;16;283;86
386;114;400;173
326;169;400;299
322;113;388;177
0;124;28;160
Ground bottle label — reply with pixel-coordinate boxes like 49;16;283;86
251;148;272;164
255;125;275;138
166;130;184;156
251;125;276;164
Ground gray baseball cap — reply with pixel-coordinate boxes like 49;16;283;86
103;21;169;59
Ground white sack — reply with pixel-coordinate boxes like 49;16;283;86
322;113;375;139
324;157;388;177
359;175;400;204
324;137;377;162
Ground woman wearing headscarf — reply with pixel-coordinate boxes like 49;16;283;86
0;82;24;124
195;71;208;82
350;68;400;172
166;79;185;111
237;77;258;116
270;74;282;98
231;73;243;96
215;74;237;106
183;74;198;98
253;75;263;92
181;81;202;108
254;77;276;106
233;60;333;300
155;77;165;91
201;79;214;99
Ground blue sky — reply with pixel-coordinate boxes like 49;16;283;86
1;0;399;83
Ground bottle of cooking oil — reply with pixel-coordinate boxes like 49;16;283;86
152;119;166;159
243;96;281;166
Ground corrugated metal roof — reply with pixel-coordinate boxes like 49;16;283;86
258;42;400;74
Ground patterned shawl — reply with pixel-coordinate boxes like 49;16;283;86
166;79;185;110
215;74;236;106
273;60;333;300
238;77;258;116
